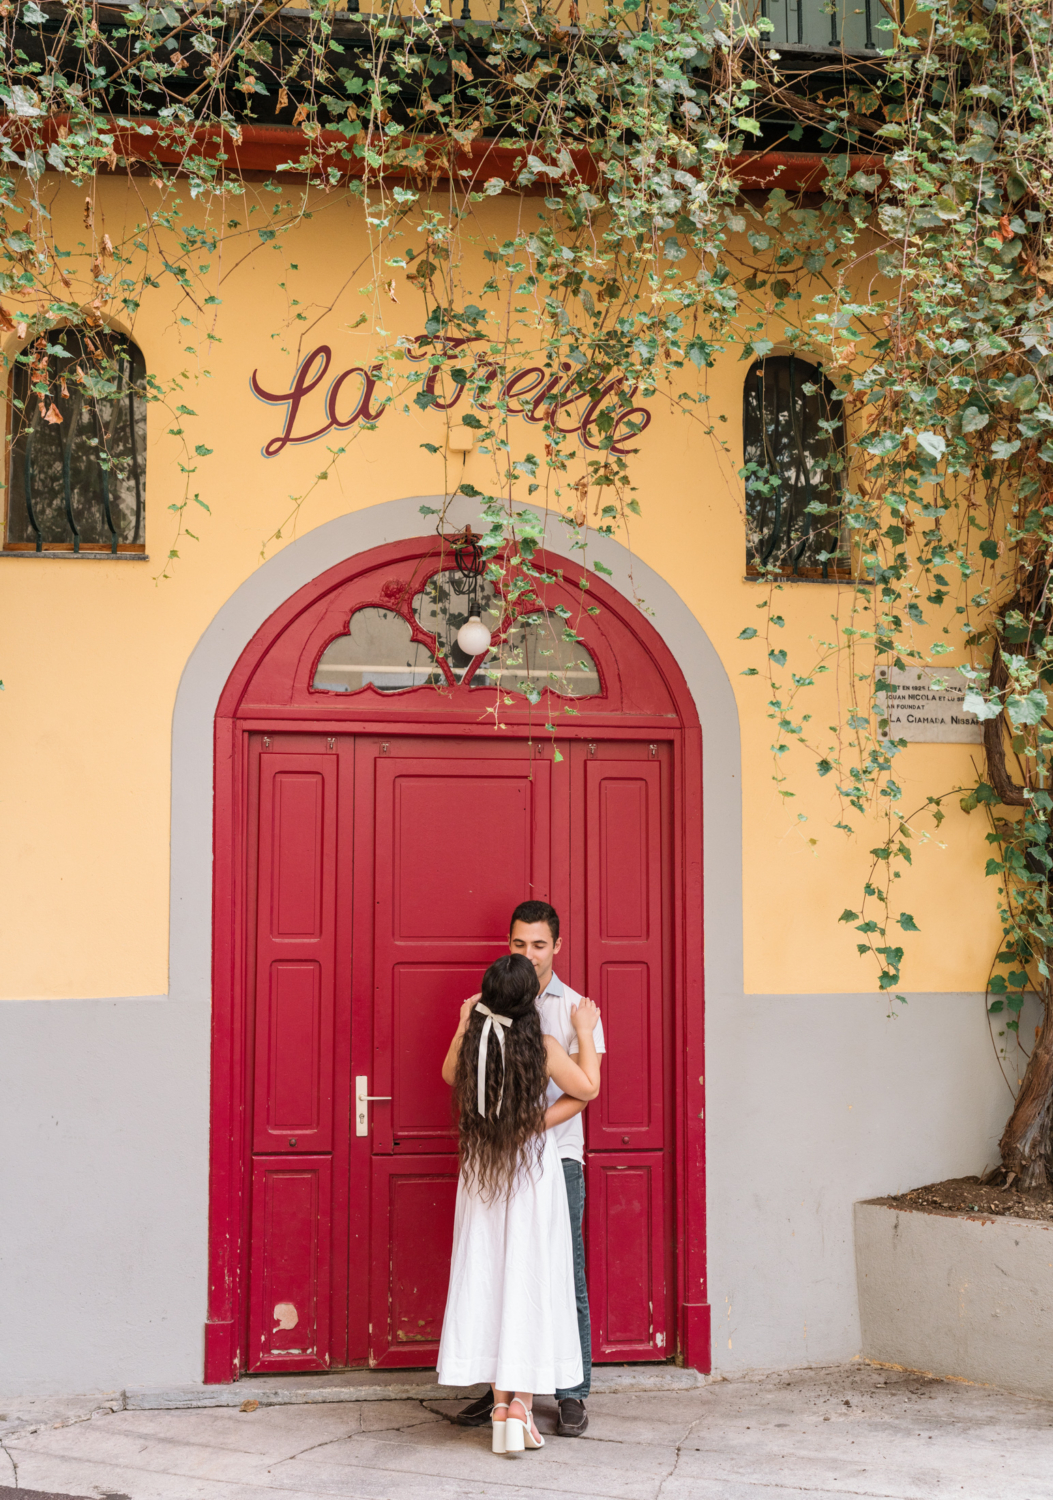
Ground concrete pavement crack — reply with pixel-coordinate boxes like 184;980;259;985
276;1406;442;1464
687;1485;907;1499
0;1437;18;1488
652;1411;704;1500
278;1427;360;1462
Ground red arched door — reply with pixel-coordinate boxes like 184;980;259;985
206;536;707;1379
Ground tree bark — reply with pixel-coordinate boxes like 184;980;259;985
999;995;1053;1189
982;642;1053;1183
983;644;1029;808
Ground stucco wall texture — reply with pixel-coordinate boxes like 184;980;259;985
0;176;1000;1002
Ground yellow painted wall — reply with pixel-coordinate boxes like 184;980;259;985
0;175;1001;999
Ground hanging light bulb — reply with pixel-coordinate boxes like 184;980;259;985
457;614;492;657
451;525;492;657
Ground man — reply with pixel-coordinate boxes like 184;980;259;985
451;899;605;1437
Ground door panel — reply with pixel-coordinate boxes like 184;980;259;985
247;746;343;1375
391;963;481;1145
371;754;551;1156
585;760;665;1153
598;963;652;1132
598;777;652;939
369;1157;459;1363
252;754;337;1156
263;961;324;1137
248;1156;332;1371
271;772;326;937
366;748;551;1365
586;1153;667;1360
388;770;537;940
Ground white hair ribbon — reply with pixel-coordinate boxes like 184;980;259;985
475;1003;513;1119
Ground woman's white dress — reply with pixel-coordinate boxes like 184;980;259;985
437;1127;582;1393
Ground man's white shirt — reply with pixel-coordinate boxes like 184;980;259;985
537;973;606;1165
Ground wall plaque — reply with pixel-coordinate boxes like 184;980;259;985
876;666;983;744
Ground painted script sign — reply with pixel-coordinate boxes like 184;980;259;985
250;337;652;458
876;666;983;744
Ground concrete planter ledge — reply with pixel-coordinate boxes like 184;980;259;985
855;1199;1053;1402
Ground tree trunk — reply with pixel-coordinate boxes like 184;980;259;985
983;644;1029;808
999;995;1053;1189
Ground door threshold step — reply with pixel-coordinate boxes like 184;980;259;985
125;1365;706;1410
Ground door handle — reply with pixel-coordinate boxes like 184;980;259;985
355;1075;392;1137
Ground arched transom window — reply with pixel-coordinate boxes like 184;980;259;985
312;563;601;700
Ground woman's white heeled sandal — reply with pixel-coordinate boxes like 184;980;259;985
491;1402;510;1454
504;1397;543;1454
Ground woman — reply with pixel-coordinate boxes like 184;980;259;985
436;953;602;1455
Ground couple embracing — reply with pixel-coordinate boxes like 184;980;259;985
437;900;606;1455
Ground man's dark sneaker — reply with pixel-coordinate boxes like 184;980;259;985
556;1397;589;1436
449;1391;494;1427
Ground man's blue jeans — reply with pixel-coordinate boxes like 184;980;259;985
556;1159;591;1400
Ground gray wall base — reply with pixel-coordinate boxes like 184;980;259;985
707;991;1009;1374
1;989;1008;1396
0;997;210;1399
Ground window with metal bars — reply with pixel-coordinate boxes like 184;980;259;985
756;0;900;50
5;326;147;555
742;355;848;579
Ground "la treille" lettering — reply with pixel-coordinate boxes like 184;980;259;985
250;337;652;458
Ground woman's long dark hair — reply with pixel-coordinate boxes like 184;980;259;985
454;954;547;1202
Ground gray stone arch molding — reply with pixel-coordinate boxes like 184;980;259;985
170;492;744;1009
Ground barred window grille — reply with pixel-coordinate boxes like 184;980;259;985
743;355;848;580
5;327;147;555
754;0;904;49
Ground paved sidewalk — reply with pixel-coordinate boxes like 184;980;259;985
2;1363;1052;1500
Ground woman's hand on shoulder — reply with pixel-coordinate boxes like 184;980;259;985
570;996;601;1035
458;993;481;1033
442;993;480;1087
